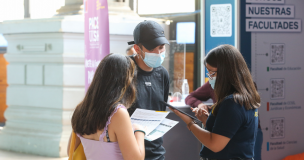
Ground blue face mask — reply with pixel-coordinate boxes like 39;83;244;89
139;49;165;68
209;77;216;89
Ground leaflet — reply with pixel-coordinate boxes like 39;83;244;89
145;118;179;141
130;108;169;136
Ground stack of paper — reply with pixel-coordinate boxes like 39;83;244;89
130;108;179;141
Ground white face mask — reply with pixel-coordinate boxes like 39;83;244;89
209;77;216;89
138;48;165;68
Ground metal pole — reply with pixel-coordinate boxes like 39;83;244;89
136;0;138;14
129;0;134;11
195;0;203;88
184;43;186;80
24;0;30;18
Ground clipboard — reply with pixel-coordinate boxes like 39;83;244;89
160;101;202;124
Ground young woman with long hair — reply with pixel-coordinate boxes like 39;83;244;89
67;54;145;160
171;45;260;160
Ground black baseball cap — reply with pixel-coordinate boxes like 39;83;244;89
128;20;169;50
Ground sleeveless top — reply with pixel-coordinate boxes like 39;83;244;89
77;104;126;160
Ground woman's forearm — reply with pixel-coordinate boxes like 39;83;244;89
189;124;213;149
170;108;228;153
189;124;226;153
134;132;145;159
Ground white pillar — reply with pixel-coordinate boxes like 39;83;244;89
0;16;85;157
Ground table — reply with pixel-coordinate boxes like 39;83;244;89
162;102;201;160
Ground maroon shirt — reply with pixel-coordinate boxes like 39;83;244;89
185;81;216;108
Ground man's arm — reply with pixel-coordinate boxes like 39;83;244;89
185;82;214;108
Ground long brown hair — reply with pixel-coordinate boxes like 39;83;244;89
204;45;260;116
72;54;137;135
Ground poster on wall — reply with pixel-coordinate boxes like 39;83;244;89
84;0;110;91
243;0;304;159
210;4;232;37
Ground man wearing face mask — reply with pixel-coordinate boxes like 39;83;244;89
127;20;170;160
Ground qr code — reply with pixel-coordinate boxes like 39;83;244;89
271;44;285;64
270;117;285;139
270;78;285;99
210;4;232;37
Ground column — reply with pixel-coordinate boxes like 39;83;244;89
0;16;85;157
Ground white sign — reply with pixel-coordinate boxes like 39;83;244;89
249;1;304;159
246;5;294;18
176;22;196;44
246;19;301;32
210;4;232;37
246;0;284;4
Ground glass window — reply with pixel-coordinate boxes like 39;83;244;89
138;0;195;15
176;22;196;44
163;41;195;102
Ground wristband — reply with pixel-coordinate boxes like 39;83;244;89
134;130;146;135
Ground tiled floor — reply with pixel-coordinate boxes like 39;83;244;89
0;150;68;160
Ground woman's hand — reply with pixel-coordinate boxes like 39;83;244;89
191;107;209;126
169;108;192;125
197;103;212;111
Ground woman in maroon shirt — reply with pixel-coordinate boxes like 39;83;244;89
185;81;216;111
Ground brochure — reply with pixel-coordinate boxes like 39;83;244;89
130;108;178;141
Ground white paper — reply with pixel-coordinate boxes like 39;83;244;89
145;118;179;141
130;109;169;135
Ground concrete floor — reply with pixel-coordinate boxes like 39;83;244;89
0;150;68;160
0;126;69;160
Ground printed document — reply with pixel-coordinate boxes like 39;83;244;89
145;118;179;141
130;109;169;136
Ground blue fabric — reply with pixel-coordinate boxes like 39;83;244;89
254;128;263;160
205;0;236;78
200;95;258;159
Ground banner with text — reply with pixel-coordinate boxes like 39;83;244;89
242;0;304;159
84;0;109;91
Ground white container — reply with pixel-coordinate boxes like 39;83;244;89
182;79;189;100
172;92;182;102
